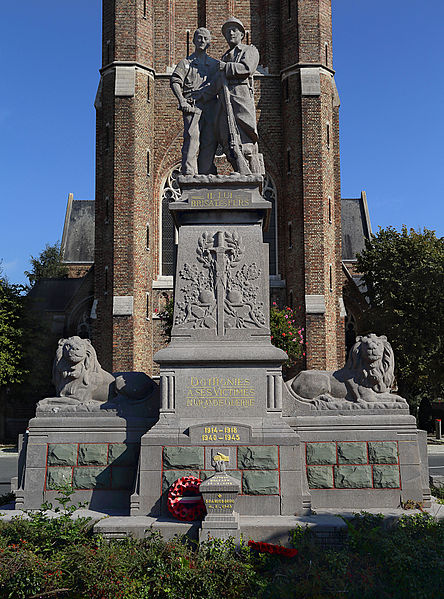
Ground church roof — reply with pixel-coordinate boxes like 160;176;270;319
61;194;95;263
341;192;372;261
59;193;372;265
27;278;84;312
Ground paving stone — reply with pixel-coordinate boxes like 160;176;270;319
46;467;73;490
199;470;241;481
306;442;337;465
162;470;200;492
78;444;108;466
337;442;368;464
47;444;77;467
242;471;279;495
163;447;204;469
237;446;278;469
368;442;398;464
307;466;334;489
373;465;400;488
108;443;139;466
334;465;373;488
111;467;137;490
73;467;111;490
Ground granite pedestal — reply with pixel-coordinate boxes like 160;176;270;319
131;175;311;520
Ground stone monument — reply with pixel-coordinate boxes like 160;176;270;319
130;19;309;520
13;18;431;534
199;452;241;542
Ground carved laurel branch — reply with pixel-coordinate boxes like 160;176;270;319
224;231;244;268
196;232;214;267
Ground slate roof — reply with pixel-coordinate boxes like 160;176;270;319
61;196;95;263
27;278;84;312
59;194;372;265
341;192;372;261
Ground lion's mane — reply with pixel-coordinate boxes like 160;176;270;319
53;336;115;403
346;334;395;392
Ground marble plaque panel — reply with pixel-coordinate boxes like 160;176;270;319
188;189;252;208
189;423;251;445
175;368;267;418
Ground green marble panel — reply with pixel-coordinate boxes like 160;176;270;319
47;444;77;467
334;465;373;488
108;443;139;466
368;442;398;464
72;467;111;490
162;470;200;492
111;467;137;490
242;470;279;495
78;444;108;466
46;467;73;490
307;466;334;489
163;447;204;469
373;465;400;488
237;446;278;469
306;442;337;465
337;442;368;464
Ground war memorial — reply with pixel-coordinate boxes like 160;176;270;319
12;12;431;543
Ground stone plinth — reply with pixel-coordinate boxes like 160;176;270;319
13;396;157;512
287;407;431;509
199;470;241;542
132;175;311;521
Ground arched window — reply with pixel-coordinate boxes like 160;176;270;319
160;167;181;276
262;173;278;276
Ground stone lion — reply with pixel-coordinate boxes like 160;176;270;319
287;334;406;406
52;336;115;403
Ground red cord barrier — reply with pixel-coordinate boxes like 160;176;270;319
167;475;206;521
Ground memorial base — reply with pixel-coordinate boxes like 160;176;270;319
13;399;156;512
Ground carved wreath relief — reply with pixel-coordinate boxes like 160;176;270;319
175;231;266;334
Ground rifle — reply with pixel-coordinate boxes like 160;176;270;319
221;72;251;175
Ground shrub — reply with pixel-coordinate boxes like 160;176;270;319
0;510;443;598
270;304;304;369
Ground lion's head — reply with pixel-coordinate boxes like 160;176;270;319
53;336;112;401
346;334;395;392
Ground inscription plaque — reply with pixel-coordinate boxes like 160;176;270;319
189;190;252;208
186;376;255;409
189;423;251;445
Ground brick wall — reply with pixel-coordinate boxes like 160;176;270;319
94;0;344;375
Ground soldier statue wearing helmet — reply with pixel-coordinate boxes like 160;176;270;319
216;17;264;174
171;17;263;176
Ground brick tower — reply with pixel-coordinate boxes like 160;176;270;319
93;0;344;375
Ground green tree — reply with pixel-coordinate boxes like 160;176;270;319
356;226;444;407
24;241;68;286
0;270;27;386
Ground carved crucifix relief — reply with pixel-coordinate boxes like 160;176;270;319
175;231;266;334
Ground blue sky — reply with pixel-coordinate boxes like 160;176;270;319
1;1;442;285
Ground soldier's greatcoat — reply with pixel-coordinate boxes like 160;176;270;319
218;43;260;147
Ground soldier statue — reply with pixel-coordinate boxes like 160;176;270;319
170;28;219;175
171;19;263;176
216;17;263;174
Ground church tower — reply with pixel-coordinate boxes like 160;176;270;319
93;0;344;374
